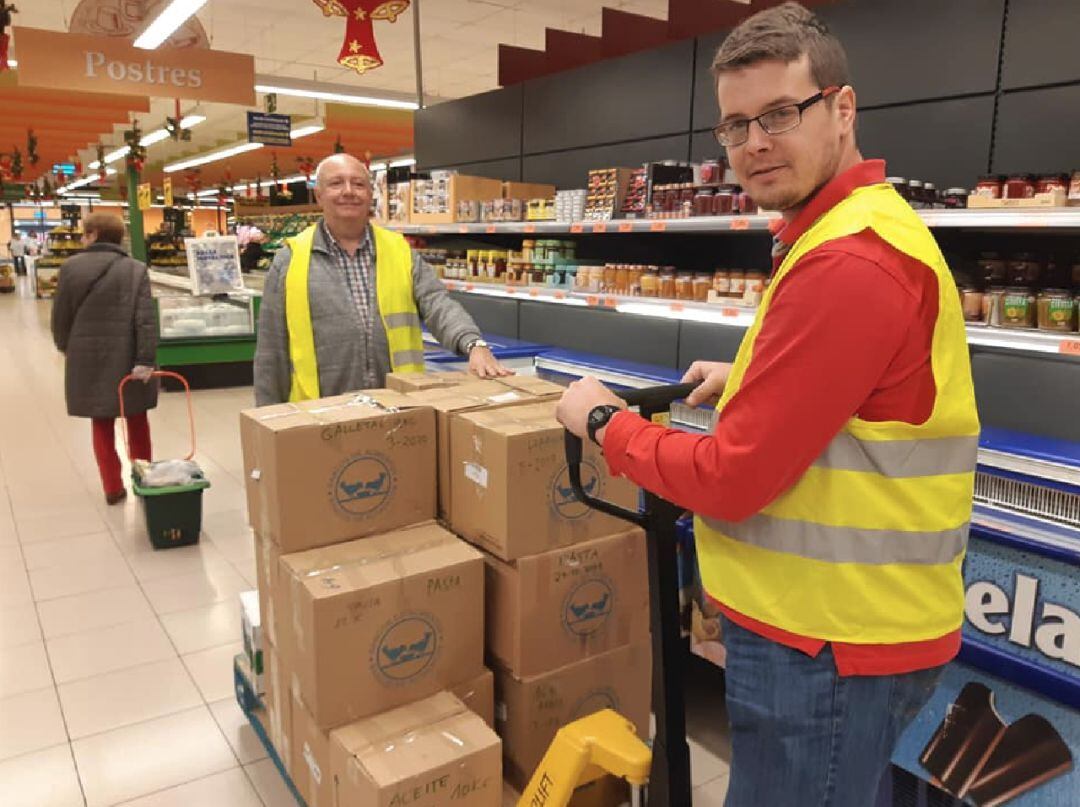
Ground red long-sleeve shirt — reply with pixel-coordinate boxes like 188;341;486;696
602;160;961;675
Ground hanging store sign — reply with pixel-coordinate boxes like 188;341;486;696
137;182;152;211
12;27;256;106
246;112;292;147
163;177;174;208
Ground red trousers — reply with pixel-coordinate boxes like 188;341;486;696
92;414;151;496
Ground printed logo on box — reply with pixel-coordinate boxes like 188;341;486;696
563;577;614;637
372;613;442;684
571;687;620;721
551;460;601;521
330;453;395;517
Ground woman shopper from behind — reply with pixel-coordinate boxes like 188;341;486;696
51;212;158;504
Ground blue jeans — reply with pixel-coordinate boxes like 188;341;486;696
722;616;943;807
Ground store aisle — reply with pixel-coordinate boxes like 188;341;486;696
0;282;730;806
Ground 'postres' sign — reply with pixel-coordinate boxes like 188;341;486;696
12;27;255;106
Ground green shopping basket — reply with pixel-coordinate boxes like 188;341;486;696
119;371;210;550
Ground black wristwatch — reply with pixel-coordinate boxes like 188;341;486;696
587;405;621;447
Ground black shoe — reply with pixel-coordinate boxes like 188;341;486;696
105;489;128;505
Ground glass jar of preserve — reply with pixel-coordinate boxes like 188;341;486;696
627;266;643;296
1070;170;1080;202
640;268;660;297
943;188;969;209
599;264;615;293
975;175;1004;199
924;182;940;208
959;286;984;322
590;265;607;293
693;190;714;217
886;177;908;201
675;272;695;300
659;268;677;299
714;185;737;215
1007;253;1041;286
737;191;757;215
907;180;926;209
999;287;1037;329
729;271;747;299
743;271;766;306
983;286;1007;326
1037;289;1077;332
614;264;630;295
1004;174;1036;200
1036;174;1069;195
531;263;546;285
977;252;1007;285
713;270;731;297
700;160;722;184
693;273;713;302
521;239;536;262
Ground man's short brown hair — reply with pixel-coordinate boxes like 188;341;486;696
711;1;850;90
83;212;125;245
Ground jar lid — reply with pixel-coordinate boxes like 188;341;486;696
1037;173;1069;181
1011;252;1037;261
925;182;937;190
945;187;969;195
908;180;924;188
1040;288;1070;295
886;176;907;184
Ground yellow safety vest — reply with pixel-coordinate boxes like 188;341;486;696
694;182;980;644
284;223;425;401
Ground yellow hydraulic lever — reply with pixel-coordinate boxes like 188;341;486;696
516;709;651;807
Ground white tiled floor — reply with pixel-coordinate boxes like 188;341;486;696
0;282;732;805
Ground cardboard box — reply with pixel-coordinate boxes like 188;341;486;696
240;590;264;694
255;533;282;647
494;640;652;791
449;401;640;560
411;174;505;225
496;375;567;397
503;181;556;201
485;527;649;677
264;641;293;773
241;390;436;554
291;669;496;807
330;691;502;807
385;370;471;393
406;380;561;522
277;522;485;728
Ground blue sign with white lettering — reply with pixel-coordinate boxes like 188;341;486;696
246;112;292;147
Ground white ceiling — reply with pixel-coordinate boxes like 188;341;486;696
13;0;670;168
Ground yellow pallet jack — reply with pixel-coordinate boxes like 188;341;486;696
518;383;699;807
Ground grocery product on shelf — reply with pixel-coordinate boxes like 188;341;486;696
33;226;84;299
147;232;188;276
585;168;634;220
555;189;587;222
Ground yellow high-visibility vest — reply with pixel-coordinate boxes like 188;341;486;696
695;182;980;644
284;223;425;402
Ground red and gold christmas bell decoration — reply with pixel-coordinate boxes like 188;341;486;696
184;168;202;197
0;2;16;73
311;0;409;75
296;156;317;183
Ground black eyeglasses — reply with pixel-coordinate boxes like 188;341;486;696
713;86;841;148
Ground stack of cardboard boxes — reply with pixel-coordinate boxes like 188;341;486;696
242;372;652;806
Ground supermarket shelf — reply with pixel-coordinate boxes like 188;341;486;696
445;281;1080;357
388;207;1080;237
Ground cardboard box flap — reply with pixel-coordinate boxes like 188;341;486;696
282;523;481;599
332;692;496;786
458;401;560;436
241;390;420;431
386;371;471;392
496;376;565;397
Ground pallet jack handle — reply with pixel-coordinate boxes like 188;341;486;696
562;381;699;807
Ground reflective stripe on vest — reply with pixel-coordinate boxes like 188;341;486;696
694;182;980;644
284;223;425;402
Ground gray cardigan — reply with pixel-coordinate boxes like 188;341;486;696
254;222;481;405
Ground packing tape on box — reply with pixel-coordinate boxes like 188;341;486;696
346;699;472;760
255;394;402;423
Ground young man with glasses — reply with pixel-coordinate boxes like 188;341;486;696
556;3;979;804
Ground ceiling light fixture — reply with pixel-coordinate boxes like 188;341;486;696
134;0;209;49
388;158;416;168
89;115;207;168
163;121;323;173
58;168;118;194
254;83;418;110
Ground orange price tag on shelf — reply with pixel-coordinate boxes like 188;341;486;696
1060;339;1080;356
730;218;750;231
445;281;457;290
529;288;540;297
721;307;739;317
424;226;438;234
618;222;634;233
485;225;497;234
506;287;516;295
570;223;584;233
650;221;667;232
603;297;618;308
669;303;685;312
554;291;567;300
592;222;608;234
465;284;475;292
586;295;600;306
524;224;537;233
457;225;469;234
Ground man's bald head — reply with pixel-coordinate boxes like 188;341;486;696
315;154;370;189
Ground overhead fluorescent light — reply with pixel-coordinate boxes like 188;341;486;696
180;114;206;128
87;113;206;168
164;141;263;173
134;0;209;49
389;158;416;168
290;123;326;139
140;130;172;147
7;60;15;68
58;168;118;194
255;83;419;110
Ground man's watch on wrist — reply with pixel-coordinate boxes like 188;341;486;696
465;338;489;355
586;405;621;447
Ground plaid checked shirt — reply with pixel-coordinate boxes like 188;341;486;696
320;220;379;388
